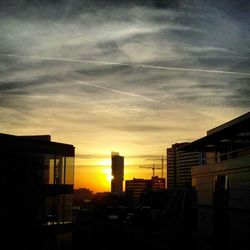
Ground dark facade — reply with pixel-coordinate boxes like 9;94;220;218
73;188;93;206
151;176;166;190
166;142;200;189
0;133;75;250
125;176;165;205
125;178;152;205
111;152;124;194
181;112;250;250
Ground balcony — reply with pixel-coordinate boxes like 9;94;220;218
192;148;250;177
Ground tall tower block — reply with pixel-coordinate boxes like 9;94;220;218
111;152;124;194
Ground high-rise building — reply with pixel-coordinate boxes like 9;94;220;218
166;142;200;189
0;133;75;250
111;152;124;194
181;112;250;250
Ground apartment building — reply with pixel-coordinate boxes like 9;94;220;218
181;112;250;250
0;133;75;250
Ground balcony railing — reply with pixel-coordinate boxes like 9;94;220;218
201;147;250;165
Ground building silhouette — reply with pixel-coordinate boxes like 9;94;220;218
111;152;124;194
181;112;250;250
151;176;166;190
73;188;93;206
125;178;152;205
0;133;75;250
125;176;165;205
166;142;200;189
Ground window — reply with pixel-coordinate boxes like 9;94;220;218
212;175;229;206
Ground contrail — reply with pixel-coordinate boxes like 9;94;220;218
1;54;250;76
76;80;165;104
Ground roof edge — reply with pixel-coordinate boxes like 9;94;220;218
207;112;250;135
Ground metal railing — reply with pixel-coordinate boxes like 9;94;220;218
201;147;250;165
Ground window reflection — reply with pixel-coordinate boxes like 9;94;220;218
43;154;74;185
65;157;74;185
44;194;73;225
42;154;74;225
55;156;65;184
43;154;55;184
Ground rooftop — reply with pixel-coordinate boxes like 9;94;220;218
180;112;250;152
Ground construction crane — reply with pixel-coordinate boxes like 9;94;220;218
139;164;162;177
146;155;167;178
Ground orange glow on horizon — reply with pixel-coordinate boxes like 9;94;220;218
74;160;161;193
74;150;166;193
102;167;113;182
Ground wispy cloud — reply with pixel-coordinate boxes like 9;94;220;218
76;80;165;104
0;1;249;191
1;54;249;76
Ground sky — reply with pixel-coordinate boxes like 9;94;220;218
0;0;250;193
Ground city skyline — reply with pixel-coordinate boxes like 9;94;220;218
0;0;250;192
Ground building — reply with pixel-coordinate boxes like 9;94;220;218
125;178;152;205
151;176;166;190
181;112;250;250
125;176;165;205
166;142;200;189
73;188;93;206
0;133;75;250
111;152;124;194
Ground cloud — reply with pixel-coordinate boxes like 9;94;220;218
0;0;249;161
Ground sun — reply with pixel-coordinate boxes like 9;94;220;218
102;167;113;182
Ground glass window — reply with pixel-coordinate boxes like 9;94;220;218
65;157;74;184
43;155;68;185
213;175;229;206
63;194;73;223
55;156;65;184
45;196;58;224
43;154;55;184
43;194;73;225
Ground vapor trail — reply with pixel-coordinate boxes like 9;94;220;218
1;54;250;76
76;80;165;104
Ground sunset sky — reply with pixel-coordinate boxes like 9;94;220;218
0;0;249;193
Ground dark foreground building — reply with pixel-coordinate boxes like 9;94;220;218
181;112;250;250
0;133;75;250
